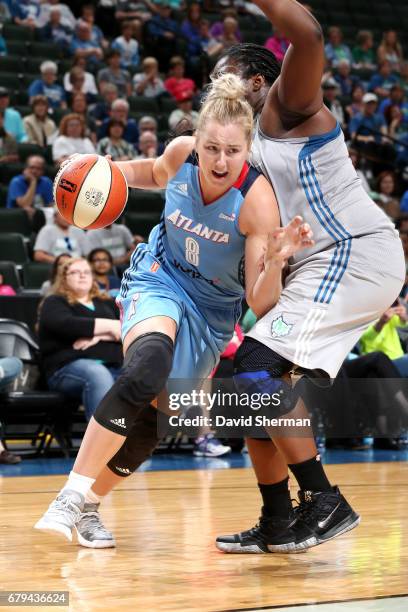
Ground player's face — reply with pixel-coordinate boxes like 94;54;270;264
196;119;249;191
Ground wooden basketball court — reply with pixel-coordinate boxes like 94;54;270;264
1;462;407;611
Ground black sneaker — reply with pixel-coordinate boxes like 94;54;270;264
215;511;315;554
268;486;360;552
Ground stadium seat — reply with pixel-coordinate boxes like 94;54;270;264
30;42;62;59
2;23;34;41
0;261;21;292
0;72;23;91
127;189;165;213
0;185;8;207
129;96;160;114
0;234;29;266
159;97;178;113
6;41;29;57
23;262;52;290
0;56;25;73
0;209;32;237
124;212;161;238
14;105;31;118
0;163;25;185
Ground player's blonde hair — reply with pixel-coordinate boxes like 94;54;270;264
196;73;253;145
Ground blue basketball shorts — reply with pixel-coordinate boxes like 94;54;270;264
117;247;240;379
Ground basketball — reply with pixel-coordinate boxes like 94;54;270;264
53;154;128;230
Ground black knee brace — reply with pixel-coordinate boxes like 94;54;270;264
233;337;297;419
93;332;174;435
107;404;160;476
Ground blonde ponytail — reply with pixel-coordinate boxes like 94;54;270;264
197;74;253;144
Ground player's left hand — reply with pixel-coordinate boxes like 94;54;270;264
266;216;314;263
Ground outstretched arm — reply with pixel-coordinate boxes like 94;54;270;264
255;0;324;119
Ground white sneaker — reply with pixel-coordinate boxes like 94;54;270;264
34;489;84;541
193;434;232;457
75;503;116;549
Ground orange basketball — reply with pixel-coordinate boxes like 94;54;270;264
53;154;128;230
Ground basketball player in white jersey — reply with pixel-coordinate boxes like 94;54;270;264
213;0;405;553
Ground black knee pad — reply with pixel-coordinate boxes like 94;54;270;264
118;332;174;406
233;337;297;416
93;332;173;435
107;404;160;476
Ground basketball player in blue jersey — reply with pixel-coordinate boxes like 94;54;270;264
34;73;314;546
212;0;406;554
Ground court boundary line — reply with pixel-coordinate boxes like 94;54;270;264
218;592;408;612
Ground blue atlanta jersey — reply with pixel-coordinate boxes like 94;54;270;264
145;153;261;307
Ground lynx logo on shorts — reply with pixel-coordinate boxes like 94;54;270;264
127;293;140;320
271;315;293;338
85;187;104;207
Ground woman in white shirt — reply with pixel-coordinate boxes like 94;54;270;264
52;113;96;165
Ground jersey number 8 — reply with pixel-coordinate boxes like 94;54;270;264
185;237;200;266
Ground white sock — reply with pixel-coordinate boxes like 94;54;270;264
85;488;103;505
63;471;96;498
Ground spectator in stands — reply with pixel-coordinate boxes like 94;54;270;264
137;115;164;153
97;99;139;145
85;222;134;267
181;2;202;59
97;48;131;98
399;189;408;214
69;93;96;143
37;0;76;31
372;171;400;219
63;58;98;99
38;257;122;421
352;30;376;72
133;57;165;98
89;83;118;127
369;60;399;100
65;67;97;105
322;77;345;129
385;103;408;142
350;93;390;157
168;90;199;131
0;357;23;464
34;208;87;263
215;16;240;51
360;304;408;378
199;19;223;60
11;0;40;30
0;87;26;143
79;3;108;51
52;113;96;165
345;84;366;121
0;1;11;23
28;61;67;111
88;248;121;298
334;59;360;98
146;2;179;70
0;110;18;164
0;30;6;56
112;20;140;70
379;83;408;119
97;118;136;160
399;62;408;99
0;273;17;296
7;155;53;218
164;56;196;102
115;0;153;24
23;95;58;147
324;26;352;68
135;130;158;159
377;30;404;74
210;8;242;43
40;6;73;51
265;26;289;63
70;21;104;70
41;252;72;296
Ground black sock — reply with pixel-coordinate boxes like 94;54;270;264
288;455;332;492
258;477;292;519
